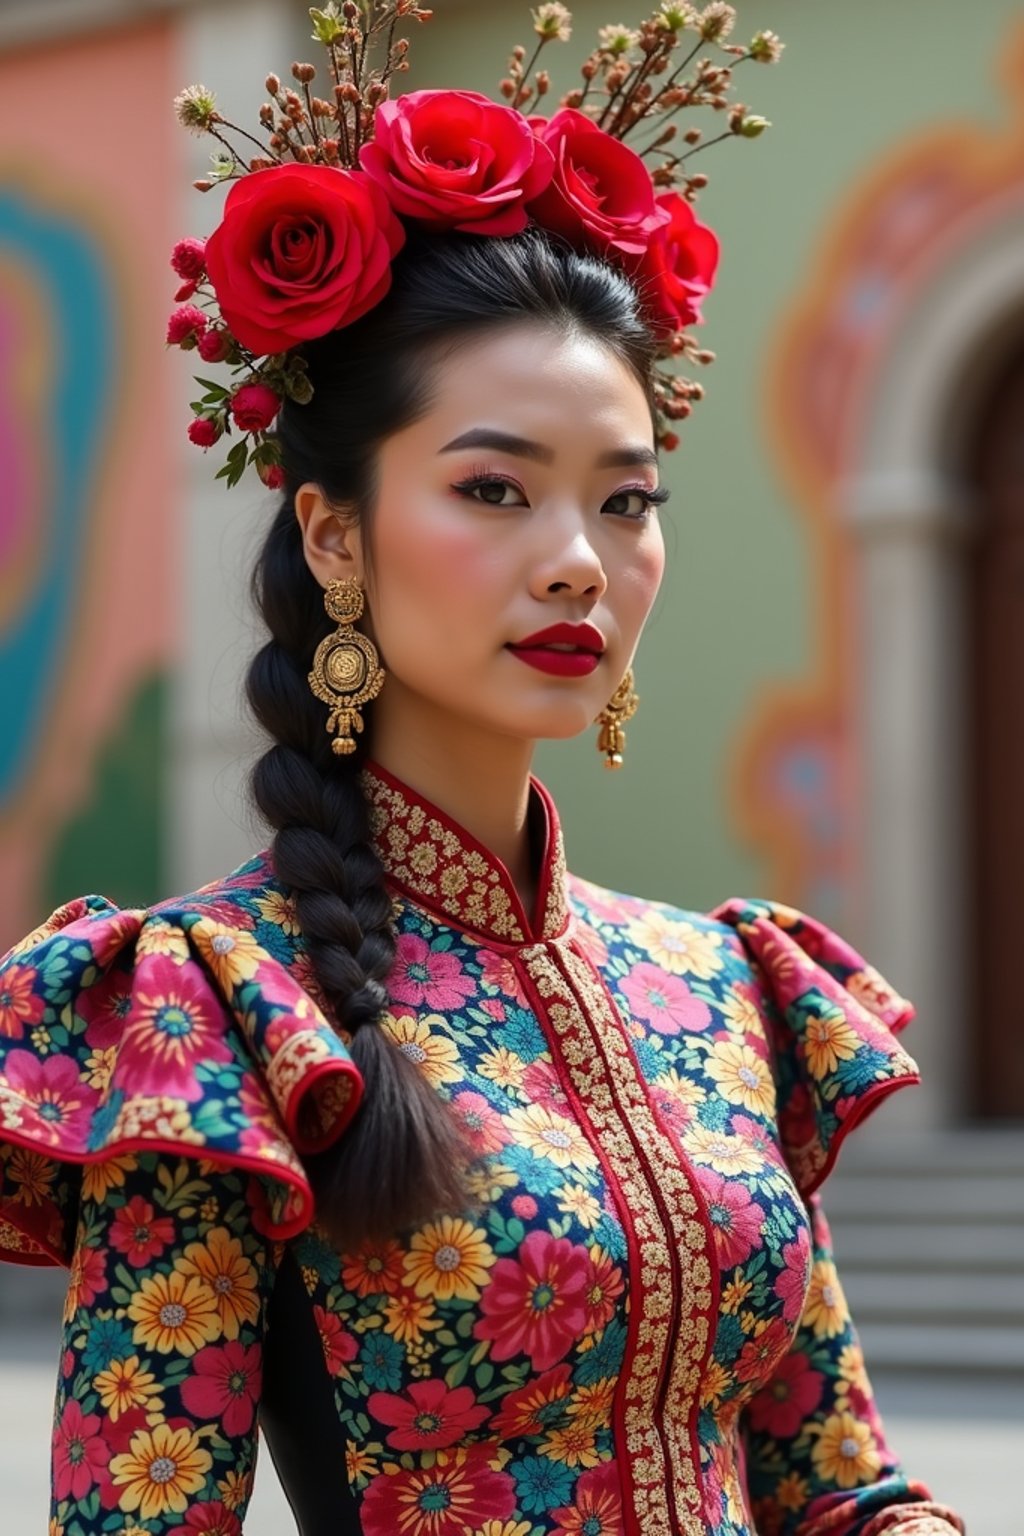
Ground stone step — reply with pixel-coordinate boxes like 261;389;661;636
830;1221;1024;1269
855;1321;1024;1374
842;1270;1024;1325
821;1174;1024;1220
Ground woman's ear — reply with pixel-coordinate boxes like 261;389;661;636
293;482;366;587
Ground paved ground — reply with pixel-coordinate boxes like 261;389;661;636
1;1324;1017;1533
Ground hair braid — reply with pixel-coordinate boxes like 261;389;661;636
245;518;470;1250
243;227;658;1250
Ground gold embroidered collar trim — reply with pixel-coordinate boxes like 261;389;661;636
359;761;569;944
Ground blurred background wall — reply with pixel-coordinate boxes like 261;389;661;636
1;0;1022;1393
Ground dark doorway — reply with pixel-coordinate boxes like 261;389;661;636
966;339;1024;1118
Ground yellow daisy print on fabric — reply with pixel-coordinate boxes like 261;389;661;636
811;1411;882;1489
128;1269;221;1355
625;910;724;978
178;1226;260;1339
381;1013;462;1088
706;1039;776;1116
109;1422;212;1519
403;1215;496;1302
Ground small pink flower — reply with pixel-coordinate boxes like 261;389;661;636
166;303;208;346
257;461;286;491
230;383;281;433
181;1339;262;1437
388;933;476;1010
188;417;222;448
171;236;207;281
197;326;232;363
474;1229;589;1370
701;1171;764;1268
0;962;44;1039
52;1398;109;1501
775;1226;812;1322
452;1090;510;1155
481;997;506;1022
367;1378;489;1450
620;962;712;1036
745;1351;824;1438
175;279;199;302
511;1194;538;1220
181;1501;242;1536
313;1305;358;1376
109;1195;176;1264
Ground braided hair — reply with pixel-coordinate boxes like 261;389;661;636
245;226;657;1250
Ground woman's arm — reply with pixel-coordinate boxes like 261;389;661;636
52;1150;280;1534
740;1192;964;1536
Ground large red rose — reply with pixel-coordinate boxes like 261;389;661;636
204;164;405;356
360;88;553;235
628;191;719;336
527;108;667;257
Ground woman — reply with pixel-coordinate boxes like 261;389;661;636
0;8;965;1536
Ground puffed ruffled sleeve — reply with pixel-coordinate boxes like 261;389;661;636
711;898;921;1196
0;893;363;1265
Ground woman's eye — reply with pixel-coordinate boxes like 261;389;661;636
454;476;527;507
603;489;657;520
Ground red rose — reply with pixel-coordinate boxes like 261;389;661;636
204;164;405;355
166;304;208;346
188;416;222;448
527;109;667;257
257;461;285;491
230;383;281;433
629;192;719;336
171;236;207;281
360;88;553;235
197;326;232;363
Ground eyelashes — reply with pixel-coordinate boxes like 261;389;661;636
450;469;670;518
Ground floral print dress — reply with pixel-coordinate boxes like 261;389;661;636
0;762;964;1536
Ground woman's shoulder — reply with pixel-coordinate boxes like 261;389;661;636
568;874;921;1196
0;853;362;1259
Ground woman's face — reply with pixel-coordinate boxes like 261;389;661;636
298;322;667;754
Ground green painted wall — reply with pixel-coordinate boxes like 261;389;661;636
403;0;1021;910
44;674;167;913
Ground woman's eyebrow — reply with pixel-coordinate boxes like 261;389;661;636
439;427;658;471
440;428;554;463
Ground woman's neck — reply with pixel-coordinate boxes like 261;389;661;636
368;691;538;916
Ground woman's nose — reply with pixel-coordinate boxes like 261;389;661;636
531;523;608;600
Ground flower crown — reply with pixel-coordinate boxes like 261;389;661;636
170;2;783;489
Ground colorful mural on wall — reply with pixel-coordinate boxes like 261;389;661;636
734;15;1024;924
0;20;180;948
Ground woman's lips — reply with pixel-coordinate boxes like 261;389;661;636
506;620;606;676
507;647;601;677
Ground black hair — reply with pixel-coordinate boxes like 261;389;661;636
245;225;657;1249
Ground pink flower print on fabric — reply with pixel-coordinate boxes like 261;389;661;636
0;963;44;1039
745;1351;825;1438
52;1398;110;1502
367;1378;490;1451
474;1229;590;1371
388;933;477;1010
3;1049;99;1146
620;961;712;1036
775;1225;813;1323
180;1339;262;1437
551;1458;624;1536
701;1170;764;1268
119;956;234;1099
450;1090;512;1157
479;948;527;1004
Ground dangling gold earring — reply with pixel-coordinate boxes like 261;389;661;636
595;669;639;769
308;578;385;755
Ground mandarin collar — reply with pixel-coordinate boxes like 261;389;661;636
359;761;569;944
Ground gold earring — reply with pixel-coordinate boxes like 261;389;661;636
595;669;639;769
308;578;385;755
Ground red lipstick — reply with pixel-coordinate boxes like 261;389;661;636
506;621;605;678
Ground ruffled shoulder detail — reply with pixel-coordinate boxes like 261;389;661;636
711;897;920;1198
0;877;363;1266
